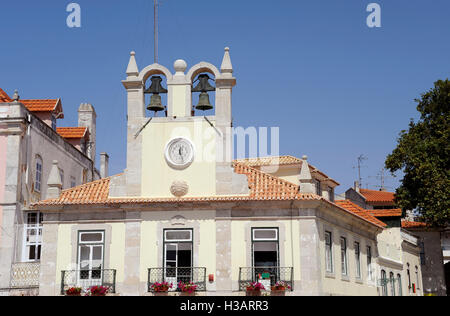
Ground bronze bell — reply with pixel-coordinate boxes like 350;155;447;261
192;74;215;111
145;76;168;112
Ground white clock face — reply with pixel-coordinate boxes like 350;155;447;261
165;138;194;170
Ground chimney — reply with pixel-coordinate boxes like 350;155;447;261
47;160;62;199
78;103;97;165
354;181;360;193
100;153;109;178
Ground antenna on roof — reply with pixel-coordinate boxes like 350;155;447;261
154;0;159;64
353;155;368;188
368;167;395;191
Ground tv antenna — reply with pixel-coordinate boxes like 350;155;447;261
354;155;368;188
368;167;395;191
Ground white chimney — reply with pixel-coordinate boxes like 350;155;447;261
100;153;109;179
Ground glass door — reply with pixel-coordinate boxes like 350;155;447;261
78;231;104;288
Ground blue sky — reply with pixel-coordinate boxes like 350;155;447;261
1;0;449;194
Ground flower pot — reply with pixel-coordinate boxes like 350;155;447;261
154;292;169;296
246;290;262;297
271;289;286;296
66;294;81;297
180;292;196;296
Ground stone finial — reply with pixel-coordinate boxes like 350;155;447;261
47;160;62;199
12;89;20;102
174;59;187;75
220;47;233;76
126;51;139;78
299;155;315;193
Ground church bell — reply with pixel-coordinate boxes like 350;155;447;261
192;74;215;111
145;76;168;113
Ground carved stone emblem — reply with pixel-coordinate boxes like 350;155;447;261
170;181;189;198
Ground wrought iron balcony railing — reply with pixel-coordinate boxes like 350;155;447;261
147;267;207;292
60;269;116;295
238;267;294;291
10;262;40;288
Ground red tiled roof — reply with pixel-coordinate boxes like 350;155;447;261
360;189;395;206
235;156;340;185
0;88;11;102
335;200;388;228
21;99;63;115
32;164;384;229
57;127;89;139
402;221;428;229
369;209;403;217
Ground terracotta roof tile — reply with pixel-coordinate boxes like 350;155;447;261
0;88;11;102
21;99;62;114
360;189;395;206
234;156;340;185
57;127;89;139
32;165;384;229
369;209;403;217
335;200;388;228
401;221;428;229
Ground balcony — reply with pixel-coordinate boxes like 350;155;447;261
147;267;207;292
60;269;116;295
10;262;40;289
238;267;294;291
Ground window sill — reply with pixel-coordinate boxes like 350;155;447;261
325;272;335;279
355;278;363;284
341;275;350;282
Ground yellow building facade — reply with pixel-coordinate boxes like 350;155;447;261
34;49;421;296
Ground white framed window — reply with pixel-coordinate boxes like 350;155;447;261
163;229;193;288
397;274;403;296
35;156;43;193
252;228;279;268
367;246;373;280
381;270;388;296
51;115;57;130
70;176;76;188
328;187;334;202
325;231;333;273
22;212;43;262
252;228;278;241
59;168;64;190
390;272;396;296
355;242;361;279
78;231;105;284
314;179;322;196
340;237;347;276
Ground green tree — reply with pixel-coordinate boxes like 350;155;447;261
385;79;450;227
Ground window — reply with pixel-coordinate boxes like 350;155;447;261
51;115;57;130
70;176;76;188
355;242;361;279
23;212;43;262
78;231;105;284
397;274;403;296
82;169;88;184
367;246;373;280
381;270;388;296
164;229;193;285
407;263;411;292
390;272;396;296
59;169;64;190
314;179;322;196
35;156;43;193
252;228;279;268
340;237;347;276
328;187;334;202
325;231;333;273
415;266;420;290
419;242;426;265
